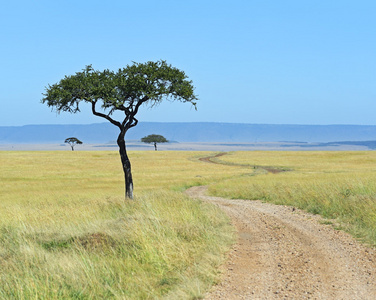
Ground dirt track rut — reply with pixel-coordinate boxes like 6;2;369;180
186;186;376;299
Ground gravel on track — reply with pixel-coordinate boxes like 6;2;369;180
186;186;376;299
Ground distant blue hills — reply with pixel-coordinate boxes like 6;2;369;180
1;122;376;144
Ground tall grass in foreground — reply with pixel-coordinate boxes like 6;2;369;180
6;149;376;298
0;151;235;299
209;151;376;246
0;191;232;299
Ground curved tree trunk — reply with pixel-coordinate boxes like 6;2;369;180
154;142;157;151
117;133;134;199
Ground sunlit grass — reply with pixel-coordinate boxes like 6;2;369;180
3;149;376;298
0;151;236;299
209;151;376;246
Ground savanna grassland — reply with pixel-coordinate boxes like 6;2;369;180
2;150;376;299
209;151;376;246
0;151;243;299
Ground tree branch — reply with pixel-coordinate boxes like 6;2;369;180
133;96;149;116
92;101;122;129
121;114;131;128
130;117;138;128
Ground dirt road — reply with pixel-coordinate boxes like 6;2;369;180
186;186;376;299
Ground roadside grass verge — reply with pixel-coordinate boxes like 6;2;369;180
0;151;235;299
209;151;376;246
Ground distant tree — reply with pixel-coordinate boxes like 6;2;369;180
65;137;82;151
42;60;197;199
141;134;168;151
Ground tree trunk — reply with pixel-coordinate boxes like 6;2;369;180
117;133;134;199
71;145;74;151
154;142;157;151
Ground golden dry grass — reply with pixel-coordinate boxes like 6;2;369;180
0;151;236;299
3;149;376;299
209;151;376;246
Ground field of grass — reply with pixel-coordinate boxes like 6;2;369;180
2;150;376;299
209;151;376;246
0;151;242;299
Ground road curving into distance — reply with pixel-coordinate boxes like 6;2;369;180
198;152;288;174
187;152;376;299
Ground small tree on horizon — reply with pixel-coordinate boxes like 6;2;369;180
65;137;82;151
141;134;168;151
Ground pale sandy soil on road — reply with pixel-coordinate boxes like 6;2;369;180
186;186;376;299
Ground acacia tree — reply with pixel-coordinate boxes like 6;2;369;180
141;134;168;151
65;137;82;151
42;60;197;199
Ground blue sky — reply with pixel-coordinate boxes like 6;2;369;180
1;0;375;126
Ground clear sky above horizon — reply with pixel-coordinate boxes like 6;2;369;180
1;0;375;126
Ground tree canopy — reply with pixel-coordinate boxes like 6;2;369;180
141;134;168;151
42;60;198;199
64;137;82;151
42;60;197;120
